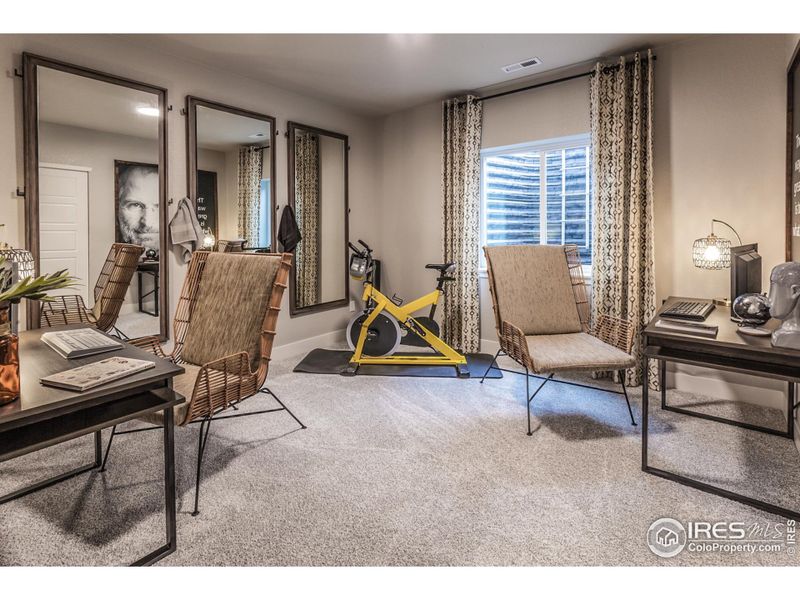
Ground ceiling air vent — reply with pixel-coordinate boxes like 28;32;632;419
501;57;542;74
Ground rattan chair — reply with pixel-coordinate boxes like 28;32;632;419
99;250;304;515
216;239;246;252
482;244;637;435
41;243;143;336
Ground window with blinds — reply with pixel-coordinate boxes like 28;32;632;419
481;134;592;267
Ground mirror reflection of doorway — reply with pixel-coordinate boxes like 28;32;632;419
38;164;90;302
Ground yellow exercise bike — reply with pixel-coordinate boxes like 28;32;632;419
345;240;469;378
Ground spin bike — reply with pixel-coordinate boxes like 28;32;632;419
345;240;469;378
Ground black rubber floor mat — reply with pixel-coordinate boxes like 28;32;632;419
293;349;503;379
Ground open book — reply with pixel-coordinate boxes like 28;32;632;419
40;356;155;392
41;328;122;359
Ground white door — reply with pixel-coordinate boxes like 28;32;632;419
39;165;90;302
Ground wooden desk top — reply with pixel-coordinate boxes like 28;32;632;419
645;296;800;362
0;325;184;429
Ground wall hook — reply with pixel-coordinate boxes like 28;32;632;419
167;105;173;112
168;198;174;205
180;108;187;116
13;68;23;79
16;187;24;197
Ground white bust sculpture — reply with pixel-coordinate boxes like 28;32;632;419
768;262;800;350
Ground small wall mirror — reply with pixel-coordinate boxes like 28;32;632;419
287;122;349;315
187;97;276;252
23;54;168;338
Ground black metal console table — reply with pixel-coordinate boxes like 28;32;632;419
642;296;800;520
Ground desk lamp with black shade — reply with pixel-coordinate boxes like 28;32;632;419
692;219;764;322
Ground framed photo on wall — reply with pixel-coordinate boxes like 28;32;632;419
114;160;160;256
787;40;800;261
197;169;219;240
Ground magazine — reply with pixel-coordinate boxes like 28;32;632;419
40;356;155;392
653;318;719;339
41;328;122;359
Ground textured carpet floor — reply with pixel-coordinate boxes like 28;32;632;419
1;351;799;566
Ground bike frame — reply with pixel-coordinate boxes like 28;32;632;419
349;282;468;371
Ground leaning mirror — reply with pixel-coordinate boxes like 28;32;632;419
23;54;168;338
288;122;349;315
187;97;276;253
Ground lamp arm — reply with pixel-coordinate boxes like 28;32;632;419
711;219;743;246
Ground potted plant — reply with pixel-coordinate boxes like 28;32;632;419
0;257;77;404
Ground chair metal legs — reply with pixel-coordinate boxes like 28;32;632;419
619;370;637;426
480;349;502;384
525;368;554;435
260;387;307;429
99;425;117;472
192;417;212;517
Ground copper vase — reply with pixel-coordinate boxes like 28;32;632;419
0;301;20;405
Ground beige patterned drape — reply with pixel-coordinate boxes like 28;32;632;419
442;95;483;353
237;146;263;246
294;131;320;307
590;50;657;387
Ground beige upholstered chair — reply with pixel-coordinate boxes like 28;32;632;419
41;243;143;336
216;239;246;252
483;244;637;435
100;250;304;515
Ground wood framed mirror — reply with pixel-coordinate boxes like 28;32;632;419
22;53;169;338
287;121;350;316
186;96;277;253
787;39;800;261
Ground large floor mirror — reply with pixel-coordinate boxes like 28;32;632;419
287;122;349;316
22;53;168;338
186;96;276;252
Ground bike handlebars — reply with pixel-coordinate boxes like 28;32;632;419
349;240;374;256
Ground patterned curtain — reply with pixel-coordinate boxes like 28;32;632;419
441;95;483;353
295;131;320;306
590;50;657;387
237;146;263;246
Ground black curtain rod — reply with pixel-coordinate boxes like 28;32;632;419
469;54;657;104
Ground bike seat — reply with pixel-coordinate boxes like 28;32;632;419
425;262;456;273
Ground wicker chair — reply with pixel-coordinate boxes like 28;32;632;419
100;250;305;516
482;244;637;435
216;239;246;252
41;243;143;336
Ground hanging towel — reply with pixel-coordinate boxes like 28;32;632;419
278;205;302;253
169;197;204;263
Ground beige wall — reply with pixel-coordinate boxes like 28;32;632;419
653;34;787;302
0;34;381;350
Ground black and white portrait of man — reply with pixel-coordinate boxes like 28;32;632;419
115;161;160;254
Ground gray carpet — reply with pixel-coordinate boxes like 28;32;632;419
1;351;799;566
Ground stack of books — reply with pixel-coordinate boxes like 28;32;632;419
653;317;718;338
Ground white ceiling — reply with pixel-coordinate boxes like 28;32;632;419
135;34;694;116
38;66;160;139
197;105;271;152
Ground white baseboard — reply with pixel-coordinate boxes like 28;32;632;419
272;329;346;362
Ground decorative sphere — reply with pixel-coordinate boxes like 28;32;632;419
145;249;157;260
732;293;771;326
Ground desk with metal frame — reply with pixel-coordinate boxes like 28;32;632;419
642;296;800;520
0;325;185;565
